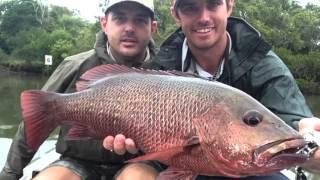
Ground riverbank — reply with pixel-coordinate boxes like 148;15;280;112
0;61;55;76
1;63;320;95
0;62;45;74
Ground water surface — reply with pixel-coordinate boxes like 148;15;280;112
0;68;47;138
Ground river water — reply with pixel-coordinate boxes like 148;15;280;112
0;68;319;179
0;68;47;138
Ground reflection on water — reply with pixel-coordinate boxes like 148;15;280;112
0;68;47;138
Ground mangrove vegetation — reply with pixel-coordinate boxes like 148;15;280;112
0;0;319;94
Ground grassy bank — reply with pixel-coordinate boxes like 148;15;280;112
0;52;54;75
1;61;43;73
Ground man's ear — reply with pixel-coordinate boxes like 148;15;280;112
100;16;108;34
151;21;158;34
226;0;235;17
170;5;181;26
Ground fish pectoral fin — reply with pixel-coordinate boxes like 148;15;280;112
185;136;200;146
66;125;93;140
127;147;185;164
157;167;197;180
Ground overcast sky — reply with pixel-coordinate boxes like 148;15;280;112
47;0;320;22
47;0;101;22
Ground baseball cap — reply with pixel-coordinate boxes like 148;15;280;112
105;0;154;18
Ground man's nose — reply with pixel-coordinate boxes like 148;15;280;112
124;20;135;34
198;7;211;23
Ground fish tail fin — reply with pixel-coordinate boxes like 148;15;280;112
21;90;60;151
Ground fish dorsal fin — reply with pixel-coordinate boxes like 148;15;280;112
76;64;197;91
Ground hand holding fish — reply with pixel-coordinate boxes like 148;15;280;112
103;134;138;155
299;117;320;174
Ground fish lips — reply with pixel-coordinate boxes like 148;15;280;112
253;138;309;168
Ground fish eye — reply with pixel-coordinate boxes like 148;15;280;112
243;110;263;126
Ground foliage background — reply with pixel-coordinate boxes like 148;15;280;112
0;0;319;94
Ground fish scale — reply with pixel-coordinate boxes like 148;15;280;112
59;74;209;153
21;64;310;179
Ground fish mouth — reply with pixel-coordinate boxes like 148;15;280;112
253;138;309;167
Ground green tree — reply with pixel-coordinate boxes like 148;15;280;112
0;0;97;71
233;0;320;53
8;27;50;62
0;0;319;94
0;0;44;36
154;0;177;44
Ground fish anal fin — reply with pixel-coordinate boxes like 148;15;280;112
66;125;94;140
127;147;185;164
157;167;197;180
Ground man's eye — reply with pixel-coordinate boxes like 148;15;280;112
180;5;198;13
113;16;126;23
135;18;148;25
207;0;223;9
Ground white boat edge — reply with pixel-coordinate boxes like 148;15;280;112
0;138;59;180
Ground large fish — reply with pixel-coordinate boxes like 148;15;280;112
21;64;309;179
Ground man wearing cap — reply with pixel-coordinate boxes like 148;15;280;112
104;0;320;179
0;0;159;180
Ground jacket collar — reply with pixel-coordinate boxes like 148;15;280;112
227;17;271;66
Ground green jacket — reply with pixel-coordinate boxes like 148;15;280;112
0;31;157;179
144;17;313;128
